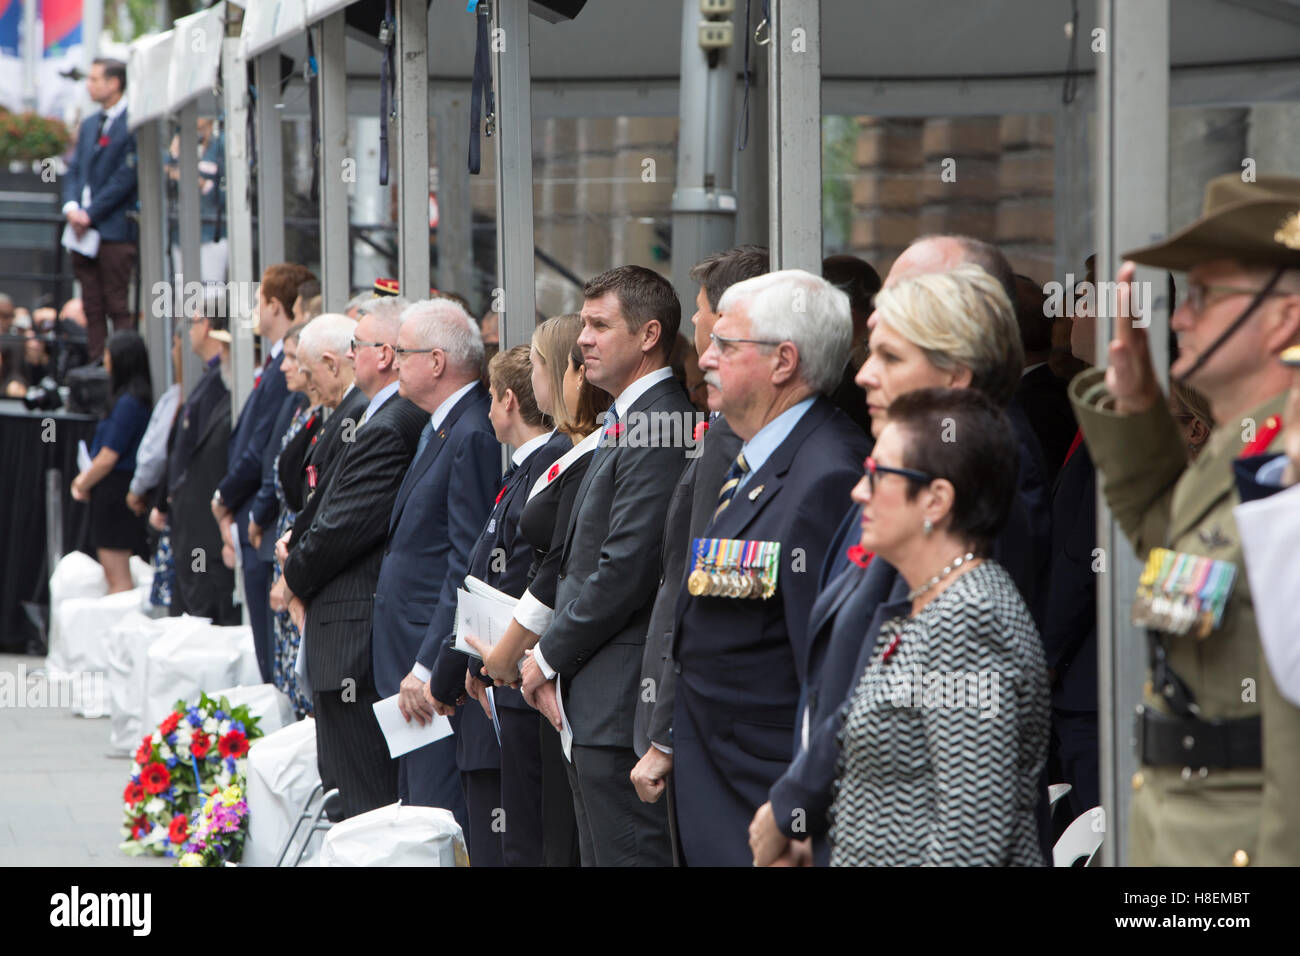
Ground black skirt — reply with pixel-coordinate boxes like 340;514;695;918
90;469;147;554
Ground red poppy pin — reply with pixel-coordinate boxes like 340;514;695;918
881;633;902;662
693;419;710;442
846;545;874;569
495;484;508;505
97;135;110;148
547;463;560;482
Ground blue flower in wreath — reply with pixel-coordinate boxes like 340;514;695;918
225;756;236;774
165;756;179;769
232;720;246;734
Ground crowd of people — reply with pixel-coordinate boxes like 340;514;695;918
10;164;1300;866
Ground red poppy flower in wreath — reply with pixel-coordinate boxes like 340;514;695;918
191;730;212;758
159;712;181;736
130;816;150;840
168;814;189;844
134;738;153;765
123;781;145;805
218;729;249;759
141;762;170;795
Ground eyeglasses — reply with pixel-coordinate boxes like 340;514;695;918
1185;282;1291;316
390;345;439;358
863;456;933;492
708;331;784;355
350;338;390;352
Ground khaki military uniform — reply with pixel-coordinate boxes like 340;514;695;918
1071;369;1300;865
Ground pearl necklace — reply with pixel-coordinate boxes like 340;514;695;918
907;552;976;601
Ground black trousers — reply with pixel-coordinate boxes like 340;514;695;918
540;716;580;866
1052;708;1100;820
461;768;504;867
241;549;273;684
565;742;673;867
312;677;398;821
498;705;545;866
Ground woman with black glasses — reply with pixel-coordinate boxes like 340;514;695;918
828;388;1049;866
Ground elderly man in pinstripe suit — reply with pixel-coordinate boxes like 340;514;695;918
281;310;428;820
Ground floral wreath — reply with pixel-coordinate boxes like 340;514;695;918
120;692;263;862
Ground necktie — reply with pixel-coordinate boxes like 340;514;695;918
713;451;750;522
603;403;620;440
358;405;372;429
414;421;434;460
94;111;108;144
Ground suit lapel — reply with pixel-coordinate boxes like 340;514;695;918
807;563;862;641
704;397;833;541
389;385;487;533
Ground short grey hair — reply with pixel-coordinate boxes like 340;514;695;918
399;297;484;376
358;296;409;342
297;313;358;363
874;263;1024;406
344;290;376;314
716;269;851;395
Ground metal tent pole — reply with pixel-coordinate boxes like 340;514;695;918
136;120;170;393
224;34;256;419
396;0;431;300
1094;0;1170;866
316;12;350;311
491;0;537;352
670;0;738;310
766;0;821;272
255;50;286;273
178;102;205;398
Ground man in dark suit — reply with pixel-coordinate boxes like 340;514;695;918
628;246;767;855
1012;275;1078;485
668;270;866;866
445;346;570;866
212;264;314;682
62;58;137;358
159;311;236;623
822;254;880;436
280;310;427;820
518;265;696;866
369;299;497;825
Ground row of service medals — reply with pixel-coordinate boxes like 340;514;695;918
687;537;781;600
1131;547;1237;638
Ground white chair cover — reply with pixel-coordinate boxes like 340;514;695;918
205;683;296;738
107;612;211;752
242;718;320;867
320;804;468;867
141;624;261;731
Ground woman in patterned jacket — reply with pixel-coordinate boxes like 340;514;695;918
828;387;1050;866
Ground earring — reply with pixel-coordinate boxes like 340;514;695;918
923;518;933;536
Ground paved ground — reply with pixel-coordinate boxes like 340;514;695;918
0;653;170;867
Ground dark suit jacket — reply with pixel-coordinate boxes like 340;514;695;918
63;108;138;243
167;365;237;623
768;559;906;859
278;406;324;515
670;398;867;864
1043;441;1098;712
250;391;307;561
290;387;368;544
633;415;741;757
537;375;695;749
819;401;1051;630
281;391;428;691
218;348;288;546
427;429;570;772
1014;364;1078;485
371;384;499;698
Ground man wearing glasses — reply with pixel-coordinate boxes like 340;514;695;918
668;269;867;866
1070;172;1300;866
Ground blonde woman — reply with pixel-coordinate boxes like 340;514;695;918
471;314;610;866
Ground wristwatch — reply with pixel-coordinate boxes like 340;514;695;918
211;489;224;508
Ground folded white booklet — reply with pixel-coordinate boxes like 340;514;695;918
371;693;454;758
61;222;101;258
453;575;518;655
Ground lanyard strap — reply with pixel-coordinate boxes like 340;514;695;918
1176;267;1285;385
468;3;495;175
379;0;395;186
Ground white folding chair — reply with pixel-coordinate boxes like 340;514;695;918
1053;806;1105;866
1048;783;1072;810
275;783;340;867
